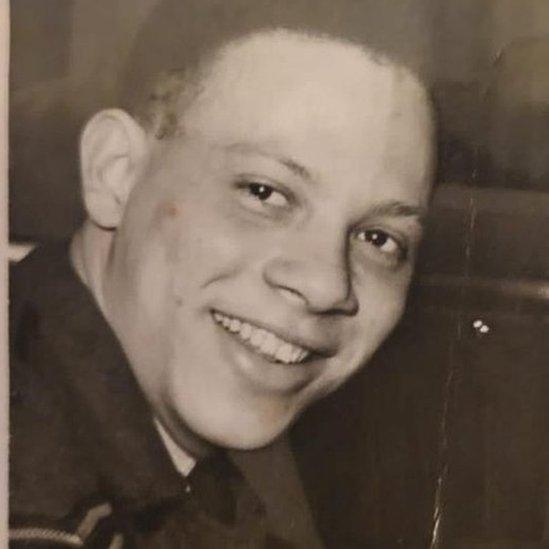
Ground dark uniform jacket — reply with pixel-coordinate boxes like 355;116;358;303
10;243;318;548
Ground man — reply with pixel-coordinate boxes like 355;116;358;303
10;6;434;548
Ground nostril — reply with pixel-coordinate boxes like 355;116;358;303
273;275;358;315
262;251;355;314
339;291;359;316
277;285;307;304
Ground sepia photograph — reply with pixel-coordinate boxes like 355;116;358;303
8;1;549;547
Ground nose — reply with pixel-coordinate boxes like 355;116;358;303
262;234;358;315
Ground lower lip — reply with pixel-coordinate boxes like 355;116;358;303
212;314;319;393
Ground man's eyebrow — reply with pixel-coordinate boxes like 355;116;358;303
367;200;428;225
224;142;313;181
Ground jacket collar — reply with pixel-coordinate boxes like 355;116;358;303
23;243;185;513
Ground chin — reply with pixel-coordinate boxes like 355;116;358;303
213;429;284;451
164;373;307;451
197;410;296;451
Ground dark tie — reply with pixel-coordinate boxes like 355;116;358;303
187;451;238;524
128;453;279;547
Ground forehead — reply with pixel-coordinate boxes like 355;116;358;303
175;31;433;195
185;33;429;129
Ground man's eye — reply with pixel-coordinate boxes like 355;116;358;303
243;182;289;208
355;229;406;262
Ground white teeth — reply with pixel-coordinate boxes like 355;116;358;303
212;312;310;364
260;332;278;356
250;328;265;347
275;343;293;364
240;323;252;340
291;347;302;363
229;318;241;332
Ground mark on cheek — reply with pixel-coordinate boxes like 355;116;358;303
150;200;181;233
163;201;180;218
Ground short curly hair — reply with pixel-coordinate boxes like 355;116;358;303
134;67;202;139
119;0;430;139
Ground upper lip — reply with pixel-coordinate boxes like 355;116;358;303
211;309;338;358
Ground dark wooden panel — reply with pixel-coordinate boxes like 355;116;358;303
293;306;454;547
293;288;549;548
440;313;549;544
10;0;73;90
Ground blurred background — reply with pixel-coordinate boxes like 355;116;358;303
10;1;549;547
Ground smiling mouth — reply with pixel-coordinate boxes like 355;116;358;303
212;311;311;365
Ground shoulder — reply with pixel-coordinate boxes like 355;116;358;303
9;244;114;543
10;350;120;547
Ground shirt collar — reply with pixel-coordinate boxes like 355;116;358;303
154;418;196;477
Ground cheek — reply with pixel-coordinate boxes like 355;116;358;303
318;276;409;395
351;272;410;345
153;199;264;298
135;242;173;323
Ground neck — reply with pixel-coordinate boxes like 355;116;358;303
70;220;114;318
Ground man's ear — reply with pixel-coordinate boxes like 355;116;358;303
80;109;149;229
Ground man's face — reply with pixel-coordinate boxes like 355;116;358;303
105;33;433;451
